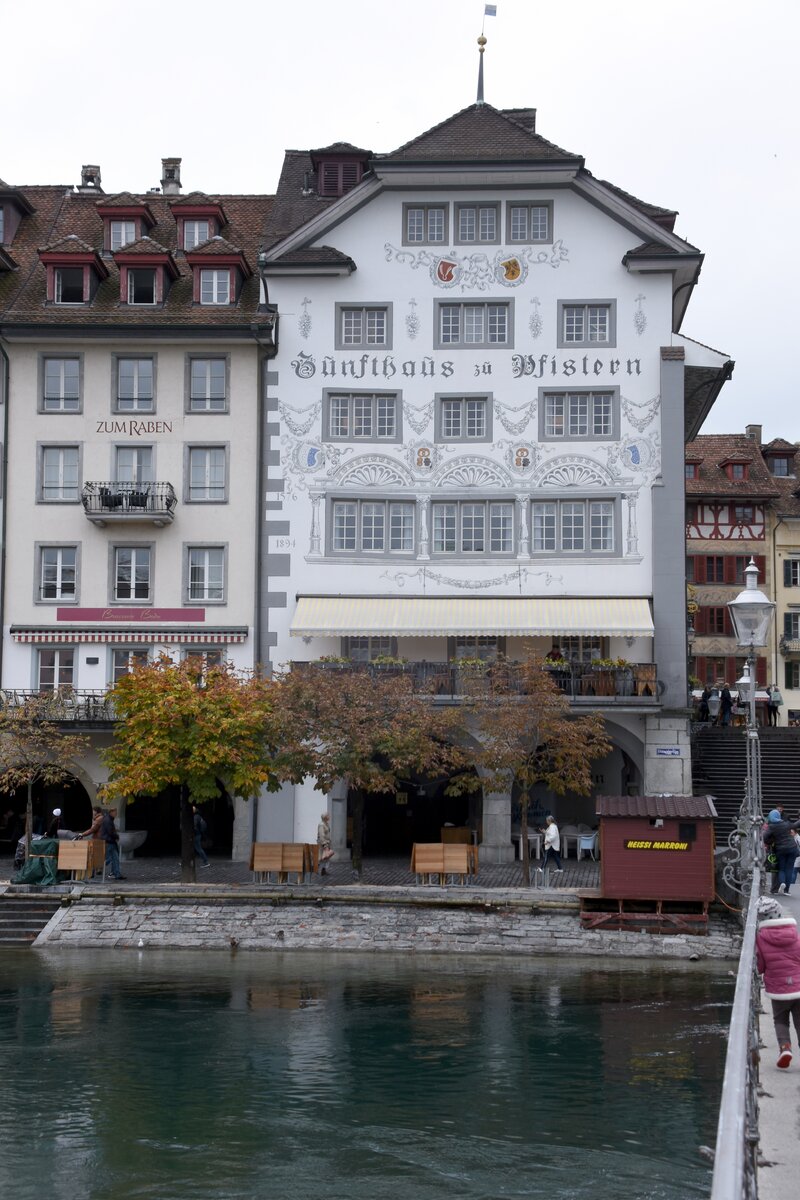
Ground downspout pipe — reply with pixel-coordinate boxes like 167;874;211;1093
0;339;9;684
772;513;784;696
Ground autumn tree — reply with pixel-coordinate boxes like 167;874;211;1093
463;655;612;884
100;656;279;882
272;665;474;877
0;695;90;855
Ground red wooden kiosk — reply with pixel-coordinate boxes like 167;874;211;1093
580;794;718;934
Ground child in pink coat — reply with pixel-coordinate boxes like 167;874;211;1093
756;895;800;1068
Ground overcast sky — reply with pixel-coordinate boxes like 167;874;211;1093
4;0;796;440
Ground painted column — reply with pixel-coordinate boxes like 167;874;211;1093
418;495;430;561
308;491;322;557
516;493;530;559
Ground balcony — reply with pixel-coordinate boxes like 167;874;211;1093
291;661;661;704
82;481;177;526
780;636;800;656
0;689;116;725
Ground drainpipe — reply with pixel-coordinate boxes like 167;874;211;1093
0;340;9;684
772;513;784;700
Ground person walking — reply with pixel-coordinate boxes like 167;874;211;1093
756;895;800;1069
100;806;125;880
706;687;721;725
698;686;711;723
720;683;733;727
192;805;210;867
764;808;800;896
317;811;333;875
767;685;782;727
542;815;562;871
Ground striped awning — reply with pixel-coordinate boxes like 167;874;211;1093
289;597;654;638
10;628;249;645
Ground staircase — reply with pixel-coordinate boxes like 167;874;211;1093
692;727;800;834
0;894;62;946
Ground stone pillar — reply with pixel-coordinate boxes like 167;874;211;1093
231;795;254;861
418;495;430;560
478;768;514;863
308;491;322;557
328;780;349;860
516;492;529;559
643;713;693;795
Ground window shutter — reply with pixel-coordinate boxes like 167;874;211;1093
785;559;796;587
785;613;794;637
692;556;705;584
320;163;340;196
723;608;734;637
725;656;737;684
694;655;706;683
723;556;737;585
341;163;360;192
694;608;706;635
753;554;766;578
756;657;767;687
786;662;793;691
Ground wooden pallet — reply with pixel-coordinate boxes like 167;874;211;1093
578;893;709;935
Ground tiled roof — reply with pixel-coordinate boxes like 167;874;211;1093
596;795;718;819
310;142;371;157
113;235;173;256
771;475;800;517
40;234;96;254
625;238;700;257
0;185;274;328
169;191;216;206
95;192;151;210
685;434;782;499
269;245;355;266
187;235;248;259
763;437;798;453
380;102;581;163
263;150;341;248
593;177;677;231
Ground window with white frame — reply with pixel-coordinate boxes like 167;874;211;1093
785;614;800;640
189;358;227;411
38;546;77;601
187;547;225;602
38;648;74;691
330;500;415;555
116;358;154;412
54;268;85;304
455;204;499;243
111;648;149;683
200;269;230;305
115;445;153;485
787;663;800;689
531;499;616;553
452;636;504;662
558;301;615;348
184;220;210;250
342;637;398;662
435;301;511;348
188;446;227;501
785;560;800;587
555;637;605;664
110;220;136;251
541;390;616;440
113;546;151;601
336;305;390;349
404;204;447;244
436;395;490;442
325;392;399;441
127;268;156;305
183;648;226;677
40;446;80;501
507;203;551;243
42;357;81;412
432;501;514;555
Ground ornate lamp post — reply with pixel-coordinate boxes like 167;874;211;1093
726;559;776;889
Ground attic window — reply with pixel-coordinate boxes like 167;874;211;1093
685;463;699;481
110;221;136;251
769;457;790;477
55;268;85;304
318;161;362;198
725;462;749;481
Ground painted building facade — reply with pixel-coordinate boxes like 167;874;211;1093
0;162;275;854
259;104;733;861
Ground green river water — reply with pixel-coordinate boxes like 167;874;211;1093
0;949;731;1199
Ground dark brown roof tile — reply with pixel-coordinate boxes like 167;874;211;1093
596;795;718;819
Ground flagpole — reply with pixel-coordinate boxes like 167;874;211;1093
476;4;496;106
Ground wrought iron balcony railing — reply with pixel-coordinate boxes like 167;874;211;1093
82;481;177;526
0;689;116;723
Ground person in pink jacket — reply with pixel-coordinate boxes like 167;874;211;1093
756;895;800;1068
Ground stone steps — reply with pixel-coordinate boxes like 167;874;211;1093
692;727;800;833
0;895;62;945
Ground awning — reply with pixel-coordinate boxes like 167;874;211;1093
10;628;249;645
290;597;654;638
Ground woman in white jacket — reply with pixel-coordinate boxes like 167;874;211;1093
543;815;562;870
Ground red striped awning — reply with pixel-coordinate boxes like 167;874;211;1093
10;628;249;645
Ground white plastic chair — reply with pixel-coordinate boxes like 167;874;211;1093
577;831;599;860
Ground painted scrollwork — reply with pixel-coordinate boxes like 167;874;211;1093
530;456;615;489
620;391;660;432
331;454;415;488
383;241;570;291
431;456;514;490
494;399;536;436
380;565;565;590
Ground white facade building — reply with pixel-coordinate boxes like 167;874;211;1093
258;104;733;861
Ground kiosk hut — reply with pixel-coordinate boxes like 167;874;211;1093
580;794;718;934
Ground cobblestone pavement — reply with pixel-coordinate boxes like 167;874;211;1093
0;852;600;890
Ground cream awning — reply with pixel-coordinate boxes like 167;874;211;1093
290;597;654;638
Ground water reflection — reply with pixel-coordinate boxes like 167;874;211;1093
0;951;730;1199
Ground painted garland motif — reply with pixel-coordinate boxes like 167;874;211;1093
620;392;660;432
529;297;543;339
634;294;647;336
494;399;536;435
383;241;569;290
278;399;321;437
403;399;435;435
405;298;421;340
380;566;564;591
298;297;312;339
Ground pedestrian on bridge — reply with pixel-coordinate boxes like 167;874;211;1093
757;896;800;1069
764;809;800;896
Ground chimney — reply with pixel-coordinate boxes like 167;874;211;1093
161;157;182;195
78;164;103;193
745;424;762;443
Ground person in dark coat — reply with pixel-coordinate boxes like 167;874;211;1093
757;895;800;1068
698;687;711;722
100;807;125;880
719;683;733;727
764;809;800;896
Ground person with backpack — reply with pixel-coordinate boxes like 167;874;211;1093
764;808;800;895
100;807;125;880
192;805;210;868
756;895;800;1069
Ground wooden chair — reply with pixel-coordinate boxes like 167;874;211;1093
442;844;471;884
280;844;306;885
251;842;284;883
57;840;93;881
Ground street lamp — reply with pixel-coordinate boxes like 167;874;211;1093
727;559;776;888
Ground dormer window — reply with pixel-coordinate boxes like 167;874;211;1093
114;239;178;306
128;269;157;305
318;161;362;197
685;462;701;481
186;239;250;307
110;221;136;251
725;461;749;481
184;220;210;250
200;269;229;305
55;268;85;304
40;239;109;305
769;457;790;477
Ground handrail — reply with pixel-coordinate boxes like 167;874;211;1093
710;866;761;1200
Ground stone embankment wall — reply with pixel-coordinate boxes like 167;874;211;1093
34;887;741;959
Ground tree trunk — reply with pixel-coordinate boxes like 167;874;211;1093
520;786;531;887
350;787;364;880
180;784;196;883
25;782;33;859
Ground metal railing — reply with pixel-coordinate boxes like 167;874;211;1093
0;689;116;722
292;660;660;702
710;867;762;1200
82;481;177;520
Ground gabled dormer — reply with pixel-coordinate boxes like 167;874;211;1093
0;179;35;247
95;194;156;252
762;437;798;479
39;235;109;304
719;455;752;482
113;237;178;306
185;237;251;305
310;143;370;198
169;193;228;251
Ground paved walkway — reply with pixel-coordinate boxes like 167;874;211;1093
0;851;601;890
